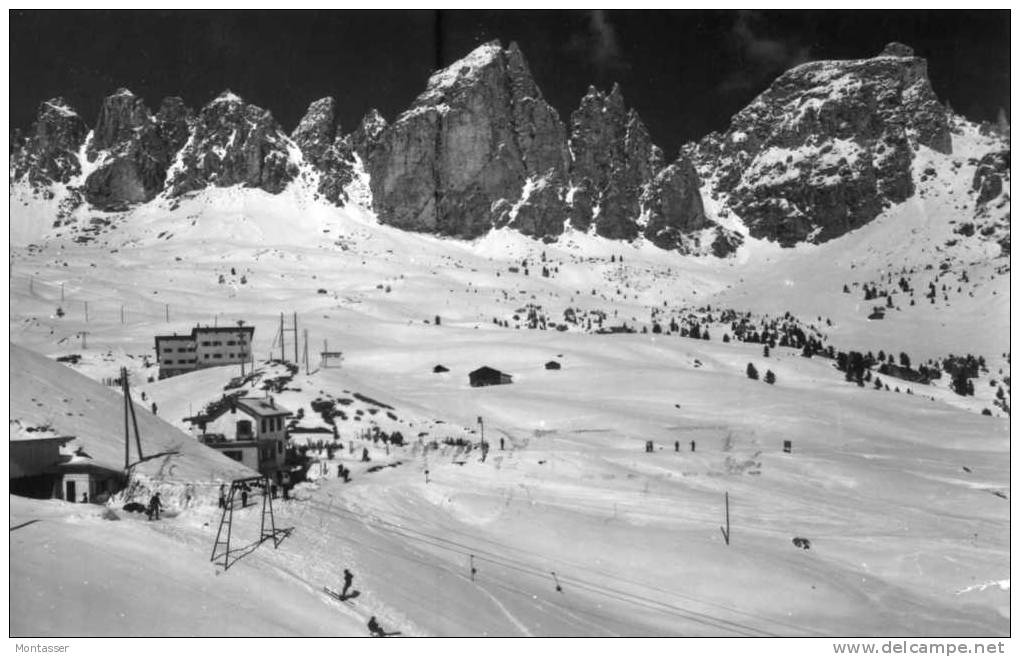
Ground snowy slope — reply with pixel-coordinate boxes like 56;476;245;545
9;343;255;492
9;495;365;637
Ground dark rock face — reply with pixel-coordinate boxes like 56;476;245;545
292;100;387;206
168;91;297;196
291;97;339;167
973;150;1009;206
365;41;569;238
568;85;661;240
695;43;952;246
83;89;191;209
10;98;88;186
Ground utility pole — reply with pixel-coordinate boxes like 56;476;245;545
303;329;309;375
720;491;731;546
279;313;285;362
293;312;299;364
165;303;169;323
120;305;124;325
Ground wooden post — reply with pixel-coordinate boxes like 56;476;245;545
164;303;169;323
303;329;309;375
720;491;731;545
293;312;299;364
123;367;130;470
280;313;285;362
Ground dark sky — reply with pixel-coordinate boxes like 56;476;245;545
9;10;1011;158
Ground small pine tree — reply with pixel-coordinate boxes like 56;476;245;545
746;363;759;380
764;370;776;385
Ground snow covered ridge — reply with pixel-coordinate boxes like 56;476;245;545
9;40;1009;257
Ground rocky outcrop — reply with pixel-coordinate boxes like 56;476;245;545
83;89;190;209
167;91;297;196
291;97;339;167
291;100;386;205
10;98;88;187
695;43;952;246
568;85;660;240
364;41;569;238
973;150;1009;206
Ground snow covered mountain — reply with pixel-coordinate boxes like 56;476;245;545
19;40;1008;257
8;38;1010;637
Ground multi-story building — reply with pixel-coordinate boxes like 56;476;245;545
155;325;255;379
186;396;291;481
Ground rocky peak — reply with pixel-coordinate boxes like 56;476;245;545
365;39;568;238
88;88;153;157
11;97;88;186
167;90;297;196
567;84;663;239
881;42;914;58
154;96;193;155
291;96;339;166
696;43;953;246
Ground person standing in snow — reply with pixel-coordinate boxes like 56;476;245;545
367;616;383;637
151;402;158;415
361;447;370;462
341;568;354;598
147;492;162;520
241;486;248;508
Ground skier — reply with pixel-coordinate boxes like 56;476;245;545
674;441;679;452
367;616;383;637
338;464;343;478
147;492;162;520
361;447;370;462
500;437;505;451
218;484;227;509
690;440;696;452
241;486;249;508
340;568;354;598
151;402;158;415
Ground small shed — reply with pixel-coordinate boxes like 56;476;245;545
469;366;513;387
544;360;561;370
58;457;124;504
433;364;450;373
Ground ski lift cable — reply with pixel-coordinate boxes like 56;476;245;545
306;500;803;636
304;499;779;637
325;494;817;635
309;500;768;634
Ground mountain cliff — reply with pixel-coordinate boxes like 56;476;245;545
9;41;1008;258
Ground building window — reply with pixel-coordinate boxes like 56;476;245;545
213;354;222;359
200;341;211;346
227;340;237;346
213;341;222;346
204;354;210;359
